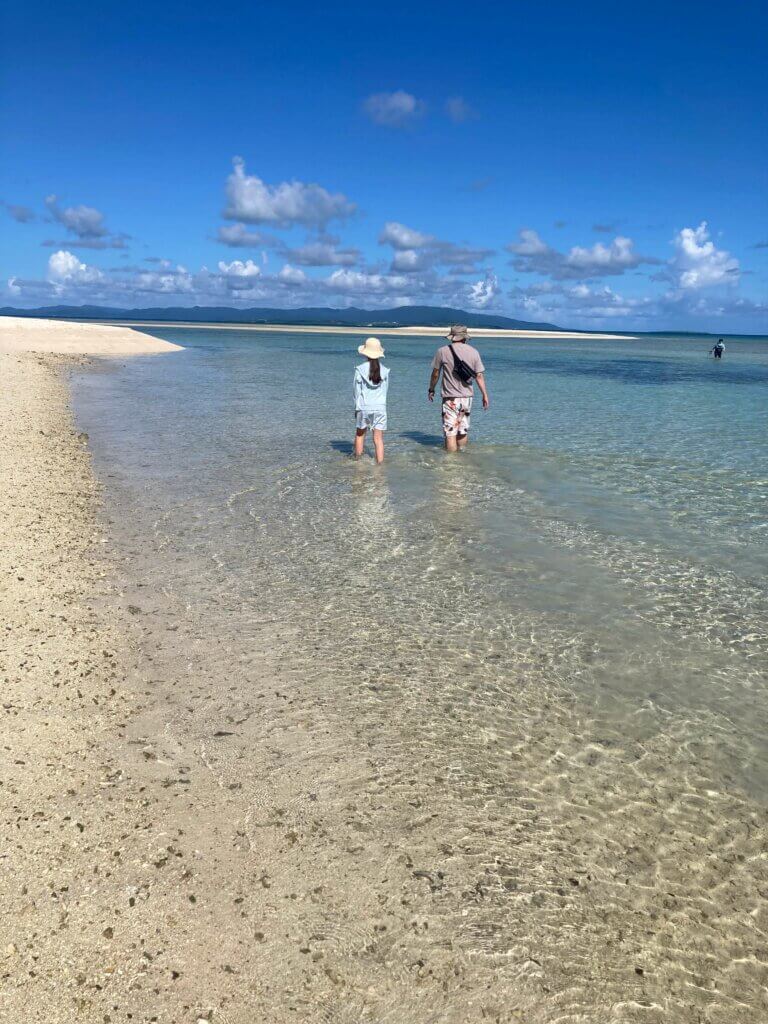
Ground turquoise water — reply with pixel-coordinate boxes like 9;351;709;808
71;330;768;1020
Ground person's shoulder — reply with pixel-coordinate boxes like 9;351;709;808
355;361;368;372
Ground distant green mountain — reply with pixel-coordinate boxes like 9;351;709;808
0;303;561;331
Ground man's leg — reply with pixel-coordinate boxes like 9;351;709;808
442;399;459;452
455;400;471;449
353;427;367;457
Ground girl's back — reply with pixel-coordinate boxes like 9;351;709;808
355;361;389;410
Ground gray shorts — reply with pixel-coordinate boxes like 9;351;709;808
356;409;387;431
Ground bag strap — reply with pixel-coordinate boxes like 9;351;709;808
448;343;476;379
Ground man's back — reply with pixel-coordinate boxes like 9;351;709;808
432;342;485;398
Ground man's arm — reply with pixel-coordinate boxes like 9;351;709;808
476;372;490;409
428;366;440;401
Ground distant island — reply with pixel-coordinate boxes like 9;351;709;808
0;303;562;332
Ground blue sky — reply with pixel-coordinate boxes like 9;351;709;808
1;0;766;331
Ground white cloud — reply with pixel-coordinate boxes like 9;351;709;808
45;195;106;238
285;241;360;266
216;223;278;247
134;269;195;294
223;157;355;229
508;229;549;256
324;268;410;294
277;264;307;285
43;195;129;249
468;273;499;309
217;258;261;278
47;250;104;284
379;221;493;276
363;91;423;127
507;229;656;279
672;222;739;289
7;277;21;295
391;248;430;273
445;96;476;123
379;221;435;250
566;237;640;272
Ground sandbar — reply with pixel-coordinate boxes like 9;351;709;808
0;315;183;355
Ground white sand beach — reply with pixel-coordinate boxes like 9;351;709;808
2;342;767;1023
0;316;184;355
93;319;634;340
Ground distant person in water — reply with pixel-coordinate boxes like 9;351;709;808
711;339;725;359
428;325;489;451
353;337;389;464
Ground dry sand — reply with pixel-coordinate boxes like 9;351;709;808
0;316;184;355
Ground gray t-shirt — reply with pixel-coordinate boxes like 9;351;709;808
432;343;485;399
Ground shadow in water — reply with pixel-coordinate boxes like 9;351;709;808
400;431;444;448
330;439;354;454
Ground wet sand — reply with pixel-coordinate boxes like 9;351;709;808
2;352;767;1023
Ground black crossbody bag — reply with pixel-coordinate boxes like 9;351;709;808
449;344;478;385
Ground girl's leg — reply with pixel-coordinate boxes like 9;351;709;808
354;427;367;457
372;429;385;464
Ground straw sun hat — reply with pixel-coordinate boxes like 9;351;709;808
358;336;385;359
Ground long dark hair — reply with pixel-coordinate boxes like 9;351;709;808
368;357;382;385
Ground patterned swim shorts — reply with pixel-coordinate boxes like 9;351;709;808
356;409;387;431
441;396;472;436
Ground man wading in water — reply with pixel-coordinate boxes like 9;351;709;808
428;324;490;451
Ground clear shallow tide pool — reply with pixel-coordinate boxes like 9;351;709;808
71;329;768;1020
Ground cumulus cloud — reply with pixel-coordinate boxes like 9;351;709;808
379;220;493;275
43;194;128;249
671;222;739;289
218;258;261;278
378;221;435;250
277;264;307;285
284;240;360;267
391;248;431;273
223;157;355;229
509;281;655;323
133;268;195;295
324;268;411;295
507;229;657;280
445;96;477;123
45;195;107;238
2;201;35;223
363;91;424;127
468;273;500;309
47;249;104;285
216;223;279;247
509;228;549;256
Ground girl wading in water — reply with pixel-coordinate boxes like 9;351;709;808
353;337;389;464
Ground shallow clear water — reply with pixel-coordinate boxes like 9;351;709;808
71;330;768;1020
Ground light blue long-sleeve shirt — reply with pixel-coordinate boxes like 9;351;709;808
354;361;390;411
